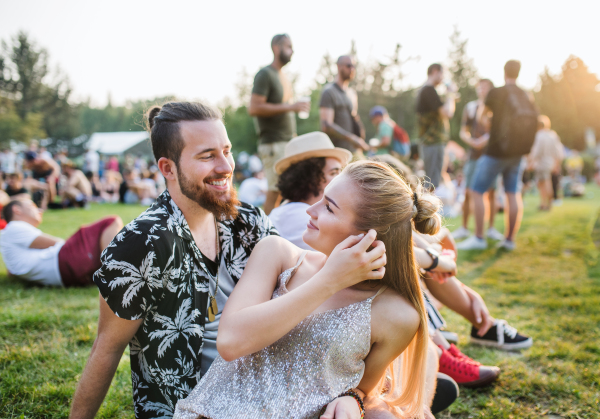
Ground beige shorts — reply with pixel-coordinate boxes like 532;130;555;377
535;169;552;182
258;141;288;192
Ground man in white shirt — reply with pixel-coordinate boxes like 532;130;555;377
0;198;122;286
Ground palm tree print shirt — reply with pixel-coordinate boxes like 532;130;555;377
93;190;278;418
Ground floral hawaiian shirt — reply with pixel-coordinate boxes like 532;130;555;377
94;190;278;418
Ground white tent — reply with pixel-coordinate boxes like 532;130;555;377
87;132;149;155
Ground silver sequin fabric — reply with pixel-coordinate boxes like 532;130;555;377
173;252;381;419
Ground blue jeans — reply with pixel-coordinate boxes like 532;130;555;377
471;155;525;194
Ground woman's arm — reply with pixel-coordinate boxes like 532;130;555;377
357;293;420;396
217;231;386;361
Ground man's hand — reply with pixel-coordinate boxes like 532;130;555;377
321;230;386;292
465;287;494;335
291;101;311;114
320;396;361;419
354;137;370;151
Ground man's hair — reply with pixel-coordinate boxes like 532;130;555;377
276;157;326;202
427;63;442;76
7;172;22;180
146;102;222;167
2;200;24;222
504;60;521;79
478;78;494;89
271;34;290;48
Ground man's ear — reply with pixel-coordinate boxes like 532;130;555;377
158;157;177;182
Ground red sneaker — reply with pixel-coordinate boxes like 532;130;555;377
447;344;480;365
438;347;500;388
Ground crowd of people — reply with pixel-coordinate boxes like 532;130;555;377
0;32;589;419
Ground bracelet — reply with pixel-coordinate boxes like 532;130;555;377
319;389;365;418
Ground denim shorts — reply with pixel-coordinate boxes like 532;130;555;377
465;159;496;191
471;155;525;194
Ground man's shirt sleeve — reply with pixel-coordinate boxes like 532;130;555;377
319;88;335;109
252;68;271;97
93;227;164;321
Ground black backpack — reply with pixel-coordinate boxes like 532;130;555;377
497;86;538;158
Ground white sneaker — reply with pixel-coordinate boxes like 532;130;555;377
486;227;505;241
452;227;471;240
456;235;487;250
496;239;516;251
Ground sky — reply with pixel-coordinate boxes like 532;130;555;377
1;0;599;107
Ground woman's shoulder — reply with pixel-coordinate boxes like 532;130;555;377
254;235;314;270
372;288;421;339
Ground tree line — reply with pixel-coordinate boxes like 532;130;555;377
1;29;598;156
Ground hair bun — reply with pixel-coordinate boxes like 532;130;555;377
147;106;161;130
413;189;442;236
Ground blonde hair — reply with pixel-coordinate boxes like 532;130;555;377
344;160;442;419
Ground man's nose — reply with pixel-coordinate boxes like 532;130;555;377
214;155;233;174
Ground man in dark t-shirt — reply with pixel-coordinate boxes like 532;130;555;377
319;55;368;156
457;60;531;252
248;34;310;214
415;63;457;189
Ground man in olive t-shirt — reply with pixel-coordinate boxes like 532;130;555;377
248;34;310;214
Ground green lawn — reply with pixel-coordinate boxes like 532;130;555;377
1;190;599;418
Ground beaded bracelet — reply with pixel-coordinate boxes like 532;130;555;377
319;389;365;418
340;389;365;419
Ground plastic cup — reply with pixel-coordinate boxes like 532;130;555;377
298;96;311;119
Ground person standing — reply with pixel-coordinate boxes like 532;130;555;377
528;115;563;211
248;34;310;215
319;55;369;157
415;64;457;189
458;60;537;251
452;79;504;241
83;147;100;176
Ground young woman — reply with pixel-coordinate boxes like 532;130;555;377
174;160;443;419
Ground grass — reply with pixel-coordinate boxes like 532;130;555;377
1;190;600;418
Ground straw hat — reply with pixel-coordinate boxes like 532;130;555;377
274;132;352;175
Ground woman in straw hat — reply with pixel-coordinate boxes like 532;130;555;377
175;137;444;419
269;132;352;250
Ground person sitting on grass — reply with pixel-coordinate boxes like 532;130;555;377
0;198;123;287
269;132;352;250
61;160;92;208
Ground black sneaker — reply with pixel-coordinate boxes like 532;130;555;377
431;372;459;414
470;320;533;350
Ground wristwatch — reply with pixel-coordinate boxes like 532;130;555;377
424;247;440;271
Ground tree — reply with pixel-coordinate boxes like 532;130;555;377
0;31;78;144
536;56;600;150
447;26;478;146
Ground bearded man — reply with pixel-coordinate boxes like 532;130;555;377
70;102;278;419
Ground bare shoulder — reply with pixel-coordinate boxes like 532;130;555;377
371;289;420;343
252;235;306;271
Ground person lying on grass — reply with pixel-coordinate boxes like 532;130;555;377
0;197;122;287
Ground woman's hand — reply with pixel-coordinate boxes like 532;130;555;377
320;396;361;419
320;230;386;292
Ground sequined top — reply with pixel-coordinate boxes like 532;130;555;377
173;251;387;419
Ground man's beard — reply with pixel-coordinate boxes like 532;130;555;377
279;50;292;65
178;169;239;220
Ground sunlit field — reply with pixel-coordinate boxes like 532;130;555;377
1;189;599;418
